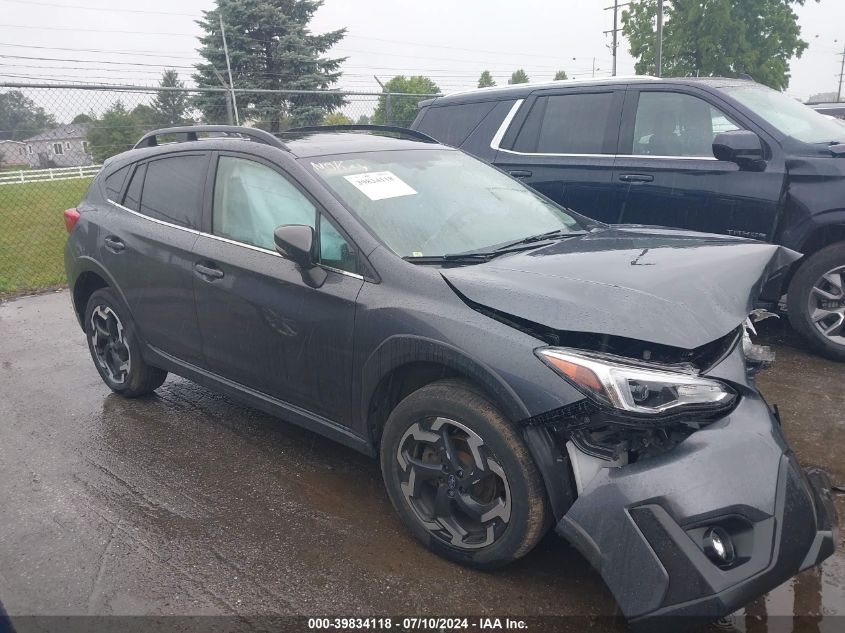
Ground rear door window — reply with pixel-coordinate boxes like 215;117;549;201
512;92;616;154
138;154;208;229
415;102;497;146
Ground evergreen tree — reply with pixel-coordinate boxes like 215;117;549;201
554;70;568;80
508;69;530;85
193;0;346;131
478;70;496;88
152;69;190;126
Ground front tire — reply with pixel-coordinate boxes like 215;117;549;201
380;379;551;569
84;288;167;397
788;243;845;361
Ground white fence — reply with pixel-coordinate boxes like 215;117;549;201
0;164;101;186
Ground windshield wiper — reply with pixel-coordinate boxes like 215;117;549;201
404;230;588;266
404;252;499;265
494;229;587;251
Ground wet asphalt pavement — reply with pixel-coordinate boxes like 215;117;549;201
0;290;842;631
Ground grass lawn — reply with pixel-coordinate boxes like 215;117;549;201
0;178;92;294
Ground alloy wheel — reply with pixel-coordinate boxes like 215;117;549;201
396;417;511;550
90;305;131;384
808;264;845;346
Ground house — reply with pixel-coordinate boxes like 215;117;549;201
23;123;93;169
0;140;27;169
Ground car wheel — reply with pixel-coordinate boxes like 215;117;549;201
788;243;845;361
84;288;167;397
380;379;550;569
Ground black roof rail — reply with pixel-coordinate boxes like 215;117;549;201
133;125;287;150
287;124;439;144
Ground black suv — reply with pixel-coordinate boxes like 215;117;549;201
412;77;845;360
64;125;836;626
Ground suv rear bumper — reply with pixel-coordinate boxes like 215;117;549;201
555;394;838;627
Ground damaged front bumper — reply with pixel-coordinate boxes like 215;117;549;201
555;392;838;625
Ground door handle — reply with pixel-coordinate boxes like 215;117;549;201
508;170;533;178
194;263;224;280
618;173;654;183
103;235;125;253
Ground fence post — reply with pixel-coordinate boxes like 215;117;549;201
19;170;24;183
78;166;83;177
385;92;393;126
49;168;53;181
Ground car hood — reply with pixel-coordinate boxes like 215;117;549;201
440;226;800;350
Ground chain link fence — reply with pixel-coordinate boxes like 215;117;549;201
0;82;436;295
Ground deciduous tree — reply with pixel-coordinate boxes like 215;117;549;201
554;70;568;80
0;91;56;141
622;0;815;90
372;76;440;127
323;111;352;125
87;102;143;163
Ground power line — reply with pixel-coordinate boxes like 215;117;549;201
0;54;195;70
0;42;200;60
0;24;196;36
0;0;613;64
0;0;197;17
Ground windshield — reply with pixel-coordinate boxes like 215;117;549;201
723;84;845;144
308;149;583;258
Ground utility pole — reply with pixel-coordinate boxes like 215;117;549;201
838;42;845;102
655;0;664;77
374;75;392;125
219;14;240;125
212;67;234;124
603;2;631;77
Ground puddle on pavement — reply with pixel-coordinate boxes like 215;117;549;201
707;525;845;632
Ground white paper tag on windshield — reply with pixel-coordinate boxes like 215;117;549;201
344;171;417;201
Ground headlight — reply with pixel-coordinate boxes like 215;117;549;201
536;347;735;416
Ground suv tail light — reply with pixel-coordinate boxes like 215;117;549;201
63;208;80;233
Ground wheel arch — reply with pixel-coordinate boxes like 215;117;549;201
361;335;529;447
361;335;576;521
773;214;845;298
70;257;129;330
797;220;845;259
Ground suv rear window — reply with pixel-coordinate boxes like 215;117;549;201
512;92;615;154
138;154;207;229
415;102;497;147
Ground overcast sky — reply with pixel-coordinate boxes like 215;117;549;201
1;0;843;103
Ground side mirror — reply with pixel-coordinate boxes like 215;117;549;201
712;130;764;167
273;224;327;287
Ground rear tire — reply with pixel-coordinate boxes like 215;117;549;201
380;379;551;569
84;288;167;397
788;243;845;361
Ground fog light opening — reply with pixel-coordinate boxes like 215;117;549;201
703;526;736;568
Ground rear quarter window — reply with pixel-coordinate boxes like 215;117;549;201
102;165;130;200
414;101;497;147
